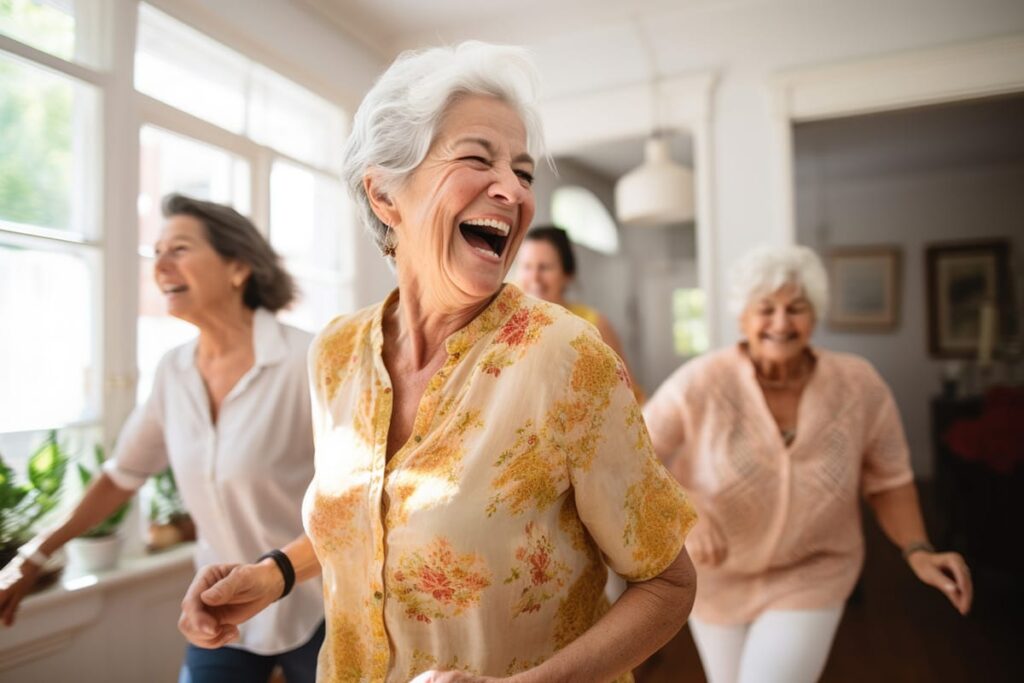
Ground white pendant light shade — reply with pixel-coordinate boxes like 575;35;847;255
614;136;695;227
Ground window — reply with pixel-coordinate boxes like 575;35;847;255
0;4;102;470
672;288;709;357
551;185;620;254
133;3;352;399
1;2;353;474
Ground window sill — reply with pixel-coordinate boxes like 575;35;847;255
0;543;196;672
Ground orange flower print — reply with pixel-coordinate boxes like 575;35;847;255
504;522;571;617
391;538;492;624
479;307;553;378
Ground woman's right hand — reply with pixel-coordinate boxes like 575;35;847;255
0;555;43;626
685;516;727;567
178;560;283;648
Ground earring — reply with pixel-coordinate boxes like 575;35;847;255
381;226;397;258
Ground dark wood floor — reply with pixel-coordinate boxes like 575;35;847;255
635;491;1024;682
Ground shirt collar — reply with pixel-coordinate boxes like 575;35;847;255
174;308;287;370
370;284;525;360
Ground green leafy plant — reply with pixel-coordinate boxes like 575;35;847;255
77;444;130;538
148;467;187;525
0;430;69;549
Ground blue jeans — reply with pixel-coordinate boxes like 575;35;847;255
179;621;324;683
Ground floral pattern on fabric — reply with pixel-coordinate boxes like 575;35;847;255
623;456;699;579
304;285;694;681
479;307;554;377
391;537;492;624
505;522;572;617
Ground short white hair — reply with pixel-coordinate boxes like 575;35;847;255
341;41;548;255
728;245;829;318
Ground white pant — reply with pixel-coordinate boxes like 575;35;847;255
689;607;844;683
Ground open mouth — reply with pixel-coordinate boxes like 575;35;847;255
459;218;510;259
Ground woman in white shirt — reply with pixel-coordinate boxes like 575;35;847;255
0;194;323;683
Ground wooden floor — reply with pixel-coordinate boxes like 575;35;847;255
635;494;1023;682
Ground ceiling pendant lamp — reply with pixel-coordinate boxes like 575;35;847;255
614;133;695;227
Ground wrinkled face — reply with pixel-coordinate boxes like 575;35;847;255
382;95;536;306
516;239;570;303
740;282;816;364
153;215;247;322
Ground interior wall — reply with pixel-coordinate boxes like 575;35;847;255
794;101;1024;477
529;157;699;394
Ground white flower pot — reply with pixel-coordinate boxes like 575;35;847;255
67;534;124;573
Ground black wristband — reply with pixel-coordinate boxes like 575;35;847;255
258;549;295;600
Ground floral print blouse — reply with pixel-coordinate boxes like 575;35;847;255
302;284;696;682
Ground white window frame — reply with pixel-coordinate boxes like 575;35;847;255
1;0;355;452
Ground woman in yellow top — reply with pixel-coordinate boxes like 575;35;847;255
517;226;643;401
176;41;696;682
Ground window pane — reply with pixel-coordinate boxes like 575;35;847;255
279;277;354;333
0;241;99;432
0;51;99;236
137;127;250;403
551;185;620;255
135;3;248;134
250;66;346;172
672;288;709;357
138;125;251;249
0;0;74;61
269;161;349;272
136;255;196;402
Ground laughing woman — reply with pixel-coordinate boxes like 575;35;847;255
644;245;972;683
176;42;697;683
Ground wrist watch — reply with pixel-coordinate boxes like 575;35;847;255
901;540;935;560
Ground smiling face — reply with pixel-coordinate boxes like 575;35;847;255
516;238;571;303
740;282;816;364
153;215;249;324
370;94;536;308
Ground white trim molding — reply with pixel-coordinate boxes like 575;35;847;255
769;32;1024;242
539;70;721;346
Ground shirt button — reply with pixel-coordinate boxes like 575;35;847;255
383;387;391;393
374;591;383;600
413;435;422;442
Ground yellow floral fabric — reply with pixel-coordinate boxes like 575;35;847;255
303;284;696;682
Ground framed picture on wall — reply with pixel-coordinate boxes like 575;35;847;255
827;246;902;331
926;239;1014;358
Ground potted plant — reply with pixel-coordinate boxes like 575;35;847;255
146;467;195;552
0;430;69;588
65;444;130;572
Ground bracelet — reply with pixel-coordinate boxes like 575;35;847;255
257;549;295;600
16;545;50;568
901;540;935;560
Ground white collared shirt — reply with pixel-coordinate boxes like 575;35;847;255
105;308;322;654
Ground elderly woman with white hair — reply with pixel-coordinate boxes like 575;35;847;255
177;42;697;682
643;245;973;683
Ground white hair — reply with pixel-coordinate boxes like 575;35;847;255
728;245;829;318
341;41;548;255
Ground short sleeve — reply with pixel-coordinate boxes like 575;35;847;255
642;366;690;467
103;358;170;491
860;369;915;496
558;330;697;582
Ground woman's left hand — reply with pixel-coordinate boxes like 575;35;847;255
907;550;973;615
409;671;503;683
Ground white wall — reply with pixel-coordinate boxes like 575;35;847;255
794;101;1024;476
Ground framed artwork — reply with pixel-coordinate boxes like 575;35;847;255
925;239;1014;358
827;246;902;331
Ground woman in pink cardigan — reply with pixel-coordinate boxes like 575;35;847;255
643;245;972;683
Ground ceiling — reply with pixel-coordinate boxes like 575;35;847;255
563;133;694;181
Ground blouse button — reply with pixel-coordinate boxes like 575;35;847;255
373;591;383;601
414;435;422;442
383;387;391;394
